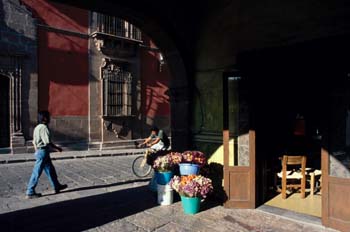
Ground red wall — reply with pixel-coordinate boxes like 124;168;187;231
140;36;171;118
22;0;89;116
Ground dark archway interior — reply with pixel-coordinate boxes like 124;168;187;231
0;76;10;148
238;35;350;204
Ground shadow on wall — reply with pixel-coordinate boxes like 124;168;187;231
103;118;132;139
22;0;88;30
50;130;88;150
37;32;89;115
189;142;228;204
139;37;171;138
21;0;89;116
26;131;88;152
201;162;227;204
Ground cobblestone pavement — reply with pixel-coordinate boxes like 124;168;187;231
0;154;338;232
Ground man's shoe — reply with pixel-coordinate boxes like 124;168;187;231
25;193;42;199
54;184;67;194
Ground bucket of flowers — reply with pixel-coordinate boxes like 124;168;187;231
168;152;182;165
179;151;207;175
153;153;176;185
170;174;213;214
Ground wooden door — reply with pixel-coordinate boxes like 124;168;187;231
321;87;350;232
223;72;255;208
0;76;10;148
322;149;350;232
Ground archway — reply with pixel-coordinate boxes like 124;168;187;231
0;75;10;148
68;1;192;151
100;13;189;151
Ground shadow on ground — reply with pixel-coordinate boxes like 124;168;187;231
0;185;157;232
47;178;151;195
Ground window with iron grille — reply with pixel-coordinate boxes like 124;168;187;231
102;64;132;116
96;13;142;41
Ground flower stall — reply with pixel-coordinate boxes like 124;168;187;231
170;174;213;214
179;151;207;175
152;152;181;205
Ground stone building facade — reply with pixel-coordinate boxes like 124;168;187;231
0;0;37;153
0;0;171;153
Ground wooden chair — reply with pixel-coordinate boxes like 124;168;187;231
277;155;307;199
309;169;322;196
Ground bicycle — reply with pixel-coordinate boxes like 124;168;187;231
132;148;154;177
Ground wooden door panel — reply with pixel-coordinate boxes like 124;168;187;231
329;179;350;221
322;149;350;232
223;130;255;209
223;72;255;209
229;170;250;201
326;177;350;231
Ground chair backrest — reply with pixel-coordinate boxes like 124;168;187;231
283;155;306;165
281;155;307;199
282;155;307;172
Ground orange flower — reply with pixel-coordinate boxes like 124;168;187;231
180;175;196;186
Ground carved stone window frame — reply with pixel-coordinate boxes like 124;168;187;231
0;54;25;148
100;58;133;118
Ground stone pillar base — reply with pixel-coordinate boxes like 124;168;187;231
11;134;27;154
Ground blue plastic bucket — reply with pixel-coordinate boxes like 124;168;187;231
155;171;173;185
180;196;201;214
179;163;200;175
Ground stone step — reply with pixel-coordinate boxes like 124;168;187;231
26;139;146;152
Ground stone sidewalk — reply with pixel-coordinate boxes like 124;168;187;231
0;148;147;164
0;181;337;232
0;151;339;232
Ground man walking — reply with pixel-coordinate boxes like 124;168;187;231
26;110;67;199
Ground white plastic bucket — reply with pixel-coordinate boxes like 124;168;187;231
157;184;173;205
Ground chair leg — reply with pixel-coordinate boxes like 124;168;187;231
301;176;306;198
310;173;315;196
282;177;287;199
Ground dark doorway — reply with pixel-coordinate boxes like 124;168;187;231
0;76;10;148
236;35;350;216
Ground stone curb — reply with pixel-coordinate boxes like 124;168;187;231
0;150;146;165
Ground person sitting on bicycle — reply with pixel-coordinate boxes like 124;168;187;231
138;126;170;151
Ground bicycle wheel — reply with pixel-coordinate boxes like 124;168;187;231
132;155;152;177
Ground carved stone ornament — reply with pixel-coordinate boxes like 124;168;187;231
91;32;138;58
100;58;121;79
94;37;104;51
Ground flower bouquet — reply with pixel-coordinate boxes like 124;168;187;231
153;154;176;185
168;152;183;165
170;175;213;198
170;175;213;214
179;151;207;175
153;154;175;172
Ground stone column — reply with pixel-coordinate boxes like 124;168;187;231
0;55;26;153
11;56;26;153
166;52;190;152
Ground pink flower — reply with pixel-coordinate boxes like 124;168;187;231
170;175;213;198
181;151;207;167
153;154;174;172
